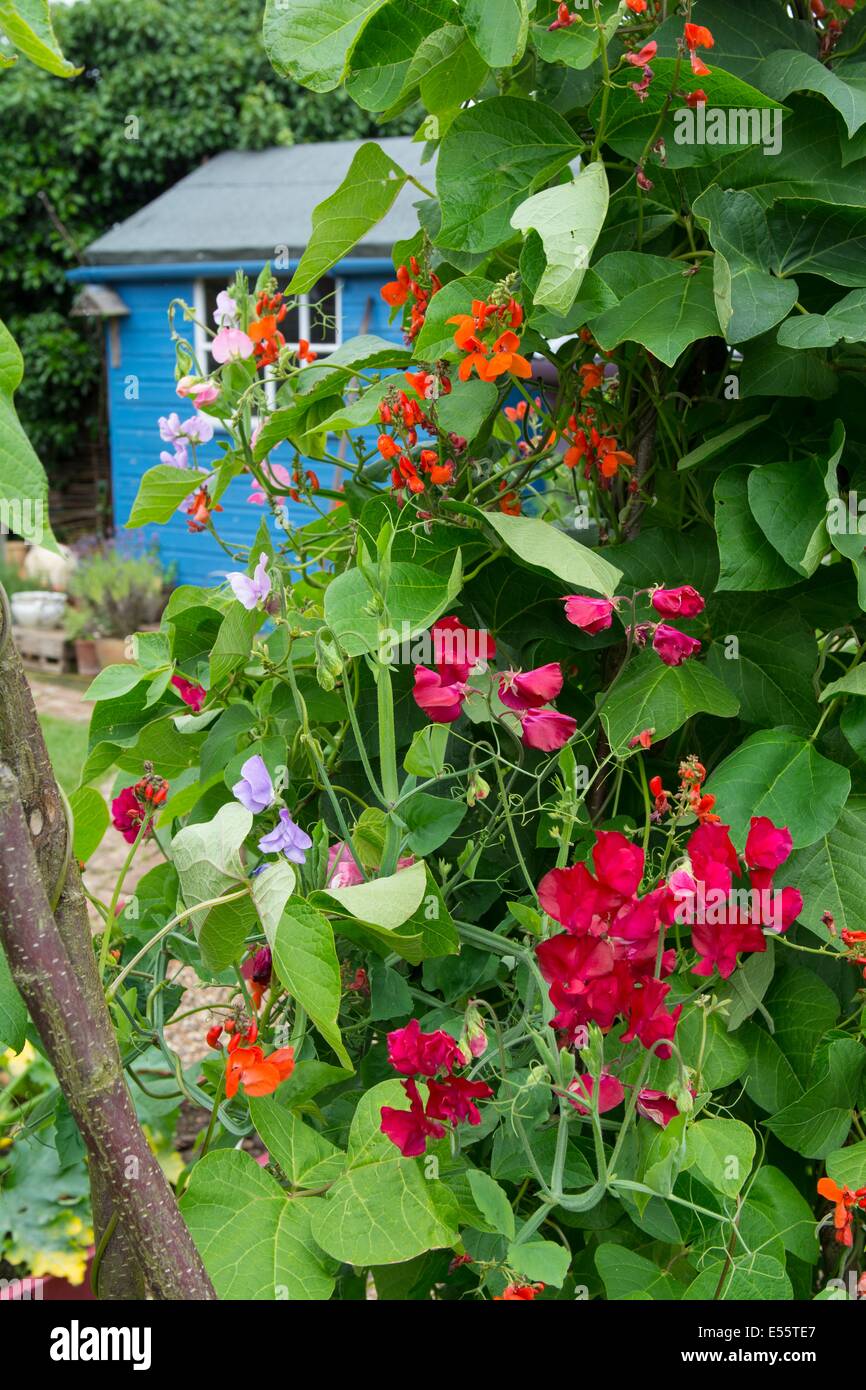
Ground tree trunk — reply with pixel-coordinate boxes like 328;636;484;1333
0;596;215;1299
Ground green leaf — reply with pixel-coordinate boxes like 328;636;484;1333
590;264;720;368
345;0;452;110
765;1038;864;1158
739;334;837;401
0;942;26;1053
704;594;819;731
268;901;350;1069
0;0;81;77
600;650;739;753
460;0;528;69
826;1141;866;1192
315;859;427;931
83;664;147;703
779;795;866;939
677;415;770;473
250;860;297;939
750;1166;819;1265
69;787;109;864
693;188;799;344
399;792;467;857
766;965;839;1086
467;1170;515;1240
740;1023;802;1114
263;0;390;92
507;1238;570;1288
777;288;866;350
481;510;621;597
125;464;201;528
532;0;621;70
209;604;264;688
720;938;776;1032
411;274;495;360
0;318;57;552
595;1244;685;1300
323;559;461;658
435;378;498;442
179;1149;335;1299
288;143;410;294
404;24;488;118
369;962;413;1020
746;458;829;578
171;804;254;971
684;1253;792;1302
652;0;816;86
822;665;866;702
714;466;803;591
310;1155;458;1265
249;1098;346;1187
511;162;609;317
685;1118;756;1198
706;729;850;850
435;96;580;254
759;50;866;138
403;724;450;778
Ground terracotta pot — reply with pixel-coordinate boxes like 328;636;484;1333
94;636;132;667
74;638;101;677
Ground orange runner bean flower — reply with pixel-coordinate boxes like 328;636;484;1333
449;297;532;382
225;1032;295;1099
684;22;714;76
817;1177;866;1247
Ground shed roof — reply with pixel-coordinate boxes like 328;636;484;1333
83;138;433;266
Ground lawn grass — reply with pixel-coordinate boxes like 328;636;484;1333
38;715;88;793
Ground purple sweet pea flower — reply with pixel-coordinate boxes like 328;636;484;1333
181;414;215;446
258;809;313;865
159;412;184;444
160;444;188;468
232;754;274;814
226;553;271;611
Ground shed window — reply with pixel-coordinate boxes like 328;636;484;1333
193;274;341;377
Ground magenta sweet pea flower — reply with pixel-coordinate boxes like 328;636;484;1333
380;1078;446;1157
232;754;274;814
744;816;793;872
519;707;576;750
212;325;254;363
412;664;467;723
425;1075;492;1126
499;662;563;711
651;584;705;619
258;809;313;864
652;623;701;666
227;553;271;611
171;674;206;712
593;830;644;898
387;1019;464;1077
563;595;615;634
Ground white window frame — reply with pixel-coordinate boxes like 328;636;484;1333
192;276;343;415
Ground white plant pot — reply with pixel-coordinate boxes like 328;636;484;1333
10;590;68;629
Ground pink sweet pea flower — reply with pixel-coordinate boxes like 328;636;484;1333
567;1071;625;1116
177;376;220;408
431;616;495;683
651;585;705;619
593;829;644;897
620;977;681;1059
563;595;615;634
412;664;467;723
380;1078;446;1157
226;552;271;611
248;462;294;505
652;623;701;666
519;707;576;750
499;662;563;711
744;816;793;872
687;822;741;881
387;1018;464;1077
212;325;254;363
425;1075;492;1126
213;289;238;325
538;861;623;934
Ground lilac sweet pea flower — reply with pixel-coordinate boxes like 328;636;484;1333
232;754;274;814
160;445;188;468
226;553;271;611
258;809;313;865
181;414;214;446
212;326;254;363
159;412;184;444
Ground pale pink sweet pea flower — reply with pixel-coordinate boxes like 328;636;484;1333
652;624;701;666
212;325;254;363
248;462;293;505
226;553;271;611
326;841;414;888
563;595;616;634
213;290;238;326
177;376;220;408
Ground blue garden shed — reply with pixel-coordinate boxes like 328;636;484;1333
69;138;430;587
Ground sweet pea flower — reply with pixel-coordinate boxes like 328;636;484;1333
258;809;313;864
567;1071;625;1116
326;841;413;888
519;707;577;751
637;1089;684;1127
744;816;793;873
177;376;220;407
227;552;271;610
499;662;563;711
593;829;644;897
412;664;468;723
626;40;658;65
425;1075;492;1126
171;674;206;712
380;1079;446;1157
652;623;701;666
564;595;616;634
651;585;705;619
387;1019;464;1077
212;325;254;363
232;754;274;814
180;414;214;446
160;445;188;468
213;290;238;325
248;462;293;505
